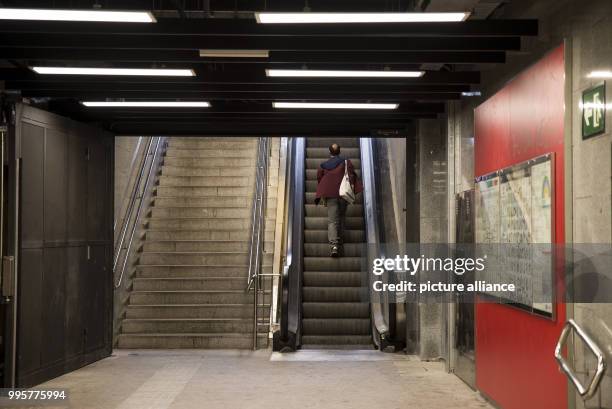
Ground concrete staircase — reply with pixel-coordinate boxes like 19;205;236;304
117;137;271;349
301;137;372;348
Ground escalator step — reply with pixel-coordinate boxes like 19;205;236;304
304;243;364;257
301;335;373;346
305;217;364;230
306;158;361;169
302;286;365;303
303;271;363;287
305;204;363;217
304;230;365;244
304;257;362;272
302;318;371;335
303;302;370;318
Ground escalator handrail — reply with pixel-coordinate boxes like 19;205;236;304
279;137;305;348
360;138;391;348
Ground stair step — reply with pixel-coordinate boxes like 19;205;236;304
130;290;271;305
138;251;273;266
302;287;365;303
302;318;371;335
126;304;269;319
135;265;271;278
164;157;261;167
145;230;275;241
145;217;251;230
132;277;254;291
150;207;253;219
155;186;252;197
122;318;254;334
142;240;251;253
165;147;256;158
168;139;257;149
158;175;253;187
303;302;370;319
161;165;257;177
153;196;275;208
117;333;267;349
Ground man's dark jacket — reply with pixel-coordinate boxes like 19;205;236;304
315;155;363;203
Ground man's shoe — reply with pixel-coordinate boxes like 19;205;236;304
331;246;339;258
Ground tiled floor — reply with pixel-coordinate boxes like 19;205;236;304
36;349;492;409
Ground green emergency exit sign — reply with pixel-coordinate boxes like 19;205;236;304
582;83;606;139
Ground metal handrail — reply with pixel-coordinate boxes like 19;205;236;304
114;136;143;232
246;137;270;350
555;319;607;400
113;137;152;271
114;137;164;289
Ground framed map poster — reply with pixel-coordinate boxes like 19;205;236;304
474;153;555;318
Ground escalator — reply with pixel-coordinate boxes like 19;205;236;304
301;137;371;348
274;137;402;352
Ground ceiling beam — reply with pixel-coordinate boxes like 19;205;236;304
0;48;506;64
0;18;538;37
1;69;480;84
20;90;461;100
0;33;521;51
8;81;470;93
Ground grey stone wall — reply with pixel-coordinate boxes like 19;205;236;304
417;119;448;360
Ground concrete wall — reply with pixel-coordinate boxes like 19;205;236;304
446;0;612;405
417;119;448;360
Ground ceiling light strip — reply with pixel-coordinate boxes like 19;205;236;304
255;12;470;24
82;101;210;107
273;102;398;110
199;49;269;58
32;67;195;76
266;69;424;78
0;8;156;23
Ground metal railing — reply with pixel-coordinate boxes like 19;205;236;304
555;319;607;400
246;137;271;349
114;136;165;289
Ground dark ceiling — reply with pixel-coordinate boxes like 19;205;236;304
0;0;538;135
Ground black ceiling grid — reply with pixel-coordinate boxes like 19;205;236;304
0;2;538;135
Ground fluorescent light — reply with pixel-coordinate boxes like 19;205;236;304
273;102;398;110
461;91;482;97
255;12;469;24
0;8;156;23
588;71;612;78
32;67;195;76
199;49;269;58
266;69;424;78
82;101;210;107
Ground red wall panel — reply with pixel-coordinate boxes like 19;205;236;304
474;44;567;409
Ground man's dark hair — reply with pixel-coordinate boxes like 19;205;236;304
329;143;341;156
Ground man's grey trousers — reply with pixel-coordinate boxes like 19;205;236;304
326;197;348;248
